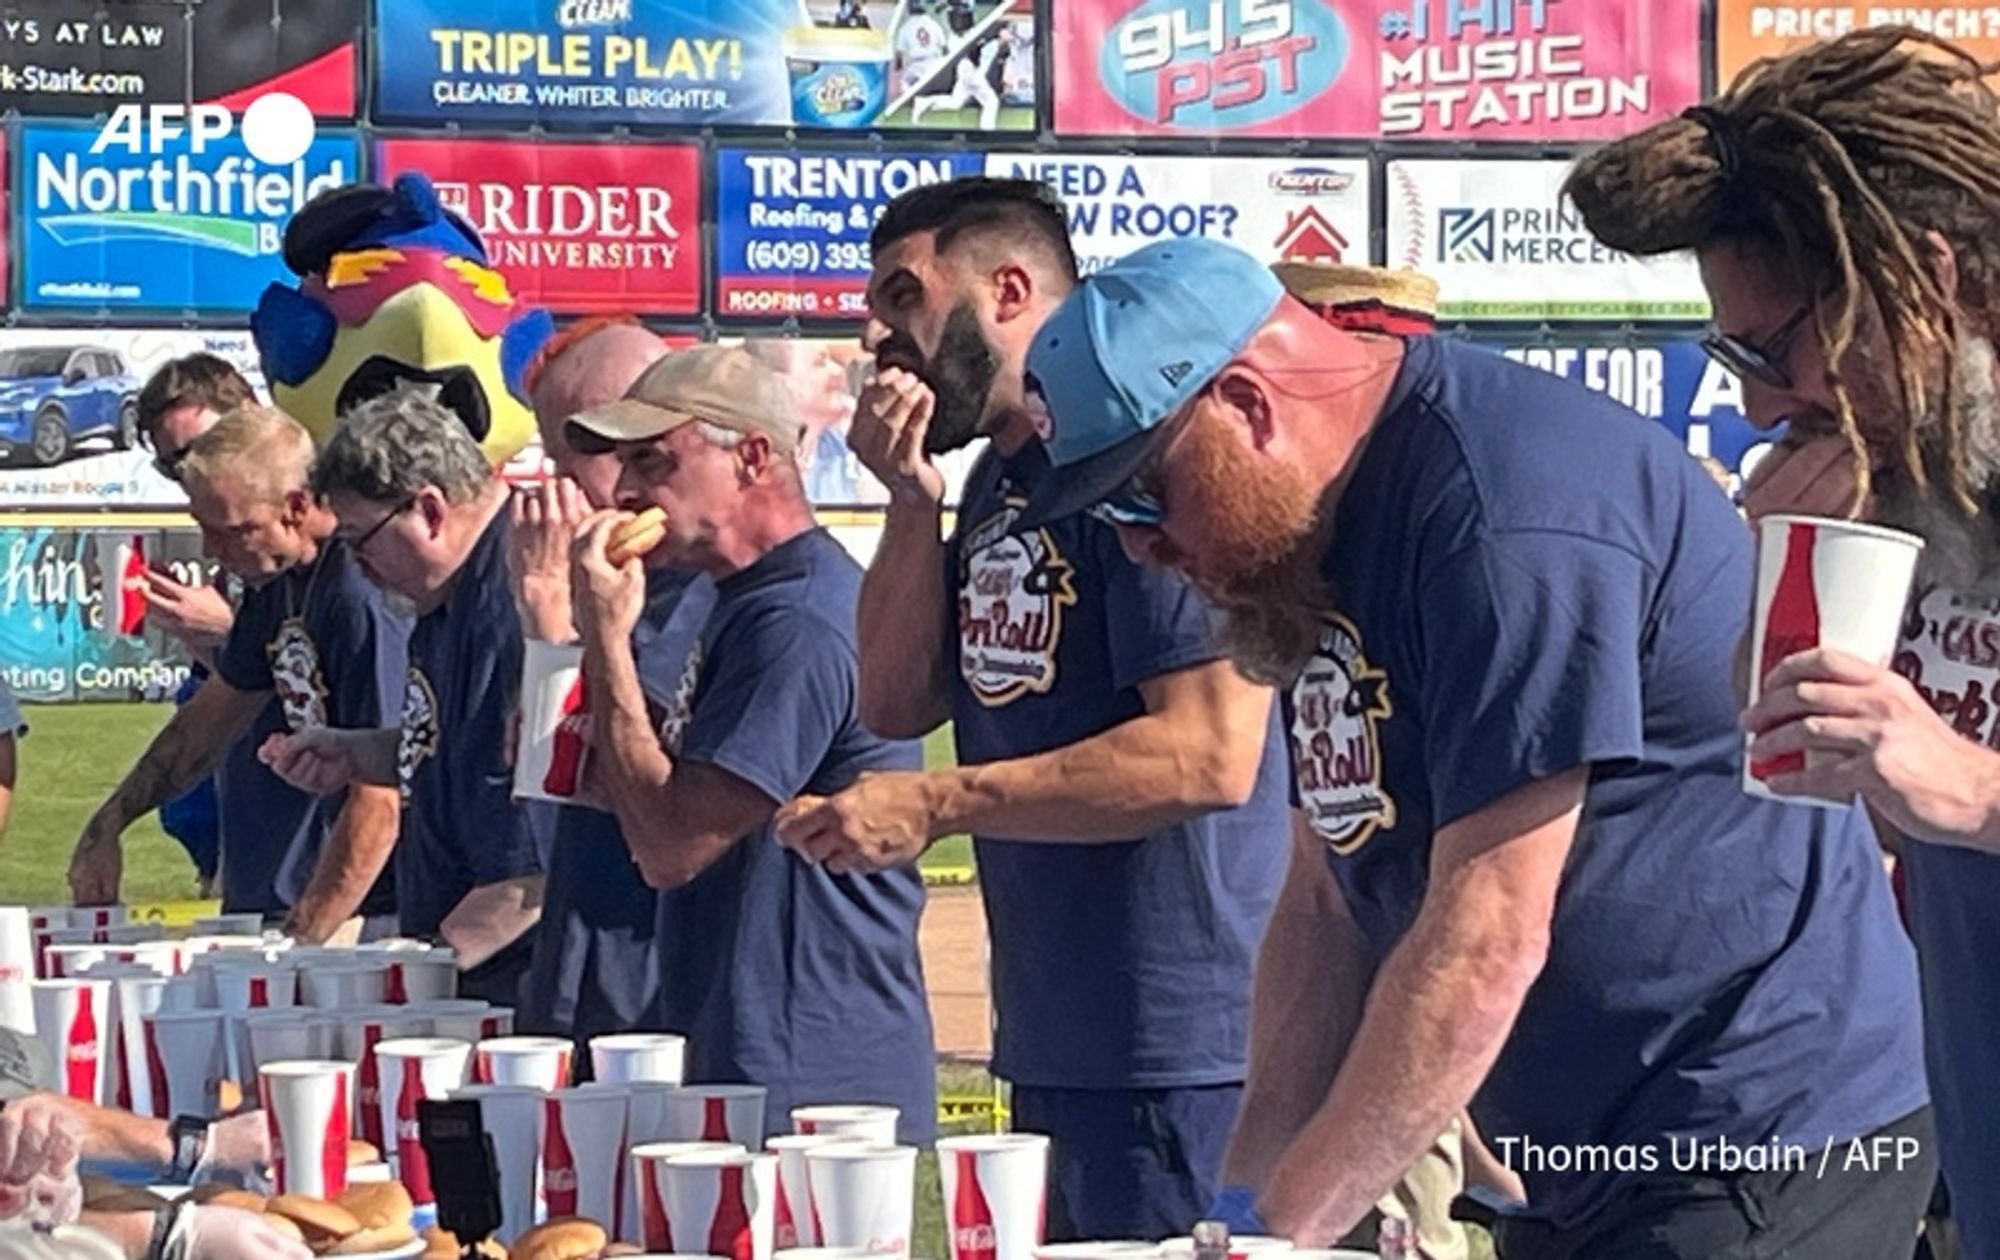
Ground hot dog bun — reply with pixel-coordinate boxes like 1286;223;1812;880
605;508;667;566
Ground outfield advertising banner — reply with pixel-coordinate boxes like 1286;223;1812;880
1386;159;1709;320
375;137;704;316
983;154;1370;275
20;110;360;313
373;0;1036;131
1053;0;1701;140
0;0;363;118
714;148;987;319
1715;3;2000;89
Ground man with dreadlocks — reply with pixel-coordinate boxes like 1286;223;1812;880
1569;28;2000;1258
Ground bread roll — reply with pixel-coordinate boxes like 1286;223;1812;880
605;508;667;565
337;1182;416;1232
511;1217;609;1260
266;1194;364;1245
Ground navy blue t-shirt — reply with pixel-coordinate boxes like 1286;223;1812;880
212;539;409;917
1293;337;1926;1225
522;567;717;1042
397;511;552;938
653;528;936;1143
947;446;1290;1090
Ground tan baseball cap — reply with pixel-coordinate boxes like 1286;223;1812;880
570;344;800;455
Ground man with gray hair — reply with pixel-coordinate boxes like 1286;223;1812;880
68;405;407;941
263;387;549;1002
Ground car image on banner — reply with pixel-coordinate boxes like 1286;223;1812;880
373;0;1036;131
1053;0;1701;139
0;346;142;471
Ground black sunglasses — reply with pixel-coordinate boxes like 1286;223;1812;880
1700;304;1812;390
346;498;415;553
152;445;191;483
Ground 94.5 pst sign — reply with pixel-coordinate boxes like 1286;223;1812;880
22;96;359;313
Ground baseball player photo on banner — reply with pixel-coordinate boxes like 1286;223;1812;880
375;138;703;316
982;154;1370;275
372;0;1037;132
1387;158;1710;320
1716;2;2000;87
1053;0;1701;140
714;147;987;319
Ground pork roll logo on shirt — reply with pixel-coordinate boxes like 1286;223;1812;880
397;669;442;797
268;620;331;730
1289;613;1396;852
956;500;1078;706
656;639;705;755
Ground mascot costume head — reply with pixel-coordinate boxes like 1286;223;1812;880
250;172;555;466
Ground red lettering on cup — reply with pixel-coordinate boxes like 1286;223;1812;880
65;992;98;1101
1752;522;1822;782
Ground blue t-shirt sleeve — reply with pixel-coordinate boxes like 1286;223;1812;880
1093;520;1227;693
678;609;852;806
1418;529;1648;828
313;576;411;730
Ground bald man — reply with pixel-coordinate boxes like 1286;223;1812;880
513;320;718;1041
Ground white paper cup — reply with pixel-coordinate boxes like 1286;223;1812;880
32;979;110;1102
477;1036;574;1090
43;945;110;980
106;942;183;977
592;1033;688;1086
101;971;168;1115
374;1037;473;1209
157;975;204;1014
194;915;267;936
453;1085;548;1247
142;1009;229;1119
791;1106;898;1146
1746;514;1924;804
768;1135;869;1250
662;1150;778;1260
938;1134;1049;1260
0;908;37;1035
211;959;298;1013
299;960;390;1009
422;1005;514;1045
70;906;126;942
515;640;592;804
384;950;458;1005
661;1085;767;1147
259;1060;354;1199
340;1008;432;1151
543;1087;631;1231
807;1145;915;1258
633;1142;750;1251
245;1012;334;1081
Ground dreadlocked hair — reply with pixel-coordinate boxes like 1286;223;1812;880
1566;26;2000;517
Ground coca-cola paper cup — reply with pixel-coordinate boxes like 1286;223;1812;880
806;1145;915;1258
421;1004;513;1045
768;1135;868;1250
661;1149;778;1260
516;640;592;804
259;1060;354;1199
32;979;110;1102
477;1036;573;1090
632;1142;750;1251
938;1134;1049;1260
453;1085;547;1247
70;906;126;943
1747;515;1923;803
593;1033;688;1086
143;1010;229;1119
661;1085;767;1147
211;959;298;1014
383;950;458;1005
791;1107;898;1145
300;960;390;1009
244;1012;334;1082
374;1038;473;1211
542;1087;629;1230
339;1008;431;1151
0;908;36;1034
94;969;167;1115
93;533;146;639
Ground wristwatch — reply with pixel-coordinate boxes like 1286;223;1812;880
166;1115;208;1183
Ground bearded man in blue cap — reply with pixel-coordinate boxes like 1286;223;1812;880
1016;237;1934;1259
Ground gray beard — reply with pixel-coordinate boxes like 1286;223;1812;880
1873;336;2000;598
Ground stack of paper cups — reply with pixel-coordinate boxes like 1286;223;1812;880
375;1038;473;1221
383;949;458;1005
300;959;389;1009
477;1036;573;1090
71;907;124;945
630;1141;749;1251
339;1008;431;1151
0;908;35;1034
807;1145;916;1258
592;1033;688;1086
260;1060;354;1199
661;1149;778;1260
415;1002;513;1045
31;979;110;1103
80;964;165;1113
621;1084;695;1240
143;1010;230;1119
244;1012;334;1083
792;1107;898;1145
27;910;67;980
768;1135;869;1249
453;1085;547;1247
661;1085;767;1147
543;1087;630;1231
938;1134;1050;1260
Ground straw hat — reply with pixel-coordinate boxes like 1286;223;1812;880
1271;261;1440;335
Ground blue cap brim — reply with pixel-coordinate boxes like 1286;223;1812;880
1013;424;1167;531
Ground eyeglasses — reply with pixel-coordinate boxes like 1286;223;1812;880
152;446;191;483
1700;304;1812;390
345;498;414;554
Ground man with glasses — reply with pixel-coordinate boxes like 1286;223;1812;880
1014;237;1931;1258
69;406;407;943
261;387;549;1002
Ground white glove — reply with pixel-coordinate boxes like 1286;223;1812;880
0;1096;84;1227
169;1204;313;1260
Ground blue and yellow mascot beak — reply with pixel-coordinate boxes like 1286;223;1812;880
250;172;554;466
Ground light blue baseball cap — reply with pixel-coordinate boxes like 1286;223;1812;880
1017;237;1285;528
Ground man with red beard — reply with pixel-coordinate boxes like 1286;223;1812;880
1566;27;2000;1257
1014;236;1932;1258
